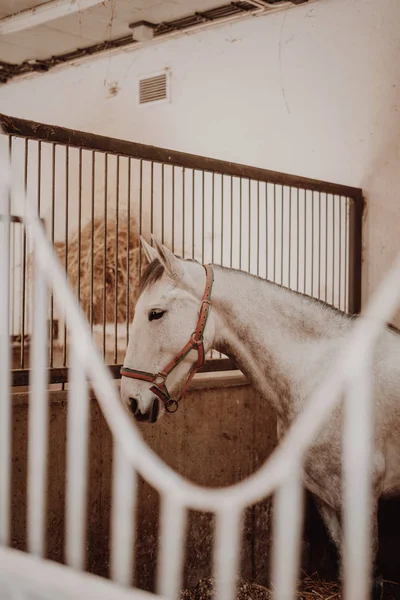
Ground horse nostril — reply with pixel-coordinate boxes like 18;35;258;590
129;397;139;415
149;398;159;423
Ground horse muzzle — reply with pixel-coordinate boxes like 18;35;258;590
128;396;160;423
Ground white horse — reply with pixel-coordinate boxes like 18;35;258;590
121;236;400;600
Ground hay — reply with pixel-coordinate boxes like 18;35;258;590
180;575;342;600
54;212;146;325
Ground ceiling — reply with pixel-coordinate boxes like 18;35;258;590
0;0;311;83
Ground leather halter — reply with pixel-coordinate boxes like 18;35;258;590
120;264;214;414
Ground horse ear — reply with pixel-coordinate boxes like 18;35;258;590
150;235;183;279
140;236;159;264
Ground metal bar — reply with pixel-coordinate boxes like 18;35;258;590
248;179;251;273
0;113;362;198
311;191;314;296
318;192;321;300
325;193;328;303
273;184;276;281
343;353;374;600
304;190;307;294
344;198;348;313
192;169;195;259
20;139;28;368
272;465;304;600
49;143;55;367
256;181;260;276
90;151;95;333
0;163;11;546
11;357;239;387
27;252;48;558
230;176;234;269
77;149;82;305
63;146;69;367
110;442;137;586
157;497;187;600
288;187;292;287
202;170;205;264
214;508;242;600
150;161;154;235
221;175;224;266
339;196;342;310
114;155;120;364
239;177;242;271
126;159;131;346
161;163;165;245
182;168;185;258
332;195;335;306
138;160;143;280
347;194;363;314
212;173;215;265
280;186;284;285
102;154;108;358
65;332;89;571
172;166;175;253
37;140;41;213
296;188;299;290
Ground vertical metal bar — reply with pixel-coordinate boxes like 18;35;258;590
192;169;195;259
77;149;82;305
221;175;224;266
311;191;314;297
49;143;55;367
344;198;349;313
332;195;335;306
239;178;242;271
272;465;304;600
114;155;120;364
27;253;48;558
214;508;242;600
172;166;175;253
296;188;299;291
138;160;143;281
161;163;165;245
150;161;154;236
256;181;260;276
126;159;131;346
304;190;307;295
103;154;108;359
211;173;215;264
37;141;42;213
0;162;11;547
182;168;185;258
265;182;268;280
280;186;284;285
318;192;321;300
339;196;342;310
110;442;137;587
157;497;187;600
347;194;363;314
20;139;28;368
230;176;234;269
325;193;328;303
343;352;374;600
202;171;205;264
273;183;276;281
89;151;95;334
63;147;69;367
248;179;251;273
288;187;292;288
65;333;89;571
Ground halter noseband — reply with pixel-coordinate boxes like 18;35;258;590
120;264;214;414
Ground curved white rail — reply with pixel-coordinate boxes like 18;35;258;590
1;133;399;600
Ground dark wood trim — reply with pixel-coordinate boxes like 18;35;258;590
1;113;363;197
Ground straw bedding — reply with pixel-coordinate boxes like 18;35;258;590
53;213;145;325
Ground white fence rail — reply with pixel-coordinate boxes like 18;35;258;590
1;132;399;600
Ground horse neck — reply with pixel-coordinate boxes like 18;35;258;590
205;265;348;420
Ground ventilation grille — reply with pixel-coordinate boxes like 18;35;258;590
139;72;168;104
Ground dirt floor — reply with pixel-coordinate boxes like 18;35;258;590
181;575;400;600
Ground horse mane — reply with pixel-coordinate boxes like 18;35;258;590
137;257;400;335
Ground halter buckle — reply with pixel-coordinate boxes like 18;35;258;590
153;372;167;386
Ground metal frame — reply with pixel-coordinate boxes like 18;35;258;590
0;113;363;388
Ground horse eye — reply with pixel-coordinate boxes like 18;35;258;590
149;310;165;322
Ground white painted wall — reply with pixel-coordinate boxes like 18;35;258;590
1;0;400;324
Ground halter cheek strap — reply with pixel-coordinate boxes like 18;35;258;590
120;264;214;413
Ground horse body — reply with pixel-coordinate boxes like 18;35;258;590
121;238;400;599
